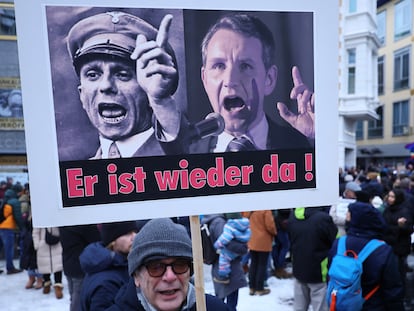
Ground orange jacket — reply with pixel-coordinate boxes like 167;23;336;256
247;210;277;252
0;204;17;230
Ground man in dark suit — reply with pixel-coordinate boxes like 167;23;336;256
67;12;184;159
194;13;314;153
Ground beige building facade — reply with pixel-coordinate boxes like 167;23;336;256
355;0;414;172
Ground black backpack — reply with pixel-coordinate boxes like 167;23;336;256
200;222;218;265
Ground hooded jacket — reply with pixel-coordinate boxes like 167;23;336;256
382;189;413;256
80;242;129;311
288;207;337;283
328;202;404;311
0;189;23;230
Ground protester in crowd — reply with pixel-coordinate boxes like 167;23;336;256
361;171;385;198
382;188;413;307
201;213;247;310
0;188;23;274
18;183;30;216
329;181;361;236
396;177;414;220
107;217;229;311
271;208;292;279
60;224;101;311
80;221;137;310
213;213;251;284
0;180;7;199
338;173;353;197
32;226;64;299
20;200;42;290
288;207;337;311
328;201;405;310
245;210;277;296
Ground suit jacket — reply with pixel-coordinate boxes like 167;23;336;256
90;130;187;159
189;117;311;154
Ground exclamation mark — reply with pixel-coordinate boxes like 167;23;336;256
304;153;313;181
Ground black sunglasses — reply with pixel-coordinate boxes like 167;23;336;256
144;259;191;277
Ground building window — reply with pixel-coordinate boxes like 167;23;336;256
393;100;409;136
348;48;356;94
378;56;384;95
394;47;410;90
394;0;412;40
0;3;17;40
377;10;386;45
356;120;363;140
349;0;357;13
368;106;383;138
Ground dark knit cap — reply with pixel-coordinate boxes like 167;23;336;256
128;218;192;275
347;201;386;235
100;221;137;247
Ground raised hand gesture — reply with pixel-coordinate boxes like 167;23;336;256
277;66;315;139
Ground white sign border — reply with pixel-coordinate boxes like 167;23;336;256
14;0;338;227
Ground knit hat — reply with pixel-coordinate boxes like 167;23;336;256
347;201;386;235
345;181;361;193
100;221;137;247
128;218;192;275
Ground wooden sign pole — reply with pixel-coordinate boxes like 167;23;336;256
190;215;207;311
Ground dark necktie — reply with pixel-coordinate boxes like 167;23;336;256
226;137;256;152
108;142;121;158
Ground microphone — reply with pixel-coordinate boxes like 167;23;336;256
188;112;225;142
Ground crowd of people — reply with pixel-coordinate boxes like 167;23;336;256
2;163;414;310
5;5;414;311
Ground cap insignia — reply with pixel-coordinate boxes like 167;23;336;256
106;11;126;24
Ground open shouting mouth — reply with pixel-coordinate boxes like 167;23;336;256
223;96;246;111
99;103;127;123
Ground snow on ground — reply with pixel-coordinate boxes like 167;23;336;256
0;259;295;310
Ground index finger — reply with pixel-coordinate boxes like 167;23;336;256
156;14;173;48
292;66;304;87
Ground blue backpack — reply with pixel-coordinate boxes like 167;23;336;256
326;236;385;311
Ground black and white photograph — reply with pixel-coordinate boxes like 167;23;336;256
13;0;337;227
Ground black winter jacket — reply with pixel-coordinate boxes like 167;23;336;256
328;202;404;311
105;277;230;311
288;207;337;283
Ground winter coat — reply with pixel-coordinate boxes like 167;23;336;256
105;277;230;311
0;189;23;230
328;202;404;311
19;192;30;215
80;242;129;311
32;227;63;274
246;210;277;252
59;224;101;278
329;197;355;236
214;218;251;250
273;208;291;231
288;207;337;283
361;179;385;198
202;214;247;299
20;218;37;270
382;193;413;257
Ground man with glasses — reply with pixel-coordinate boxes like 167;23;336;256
106;218;229;310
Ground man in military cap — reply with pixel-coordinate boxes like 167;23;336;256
67;12;184;159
